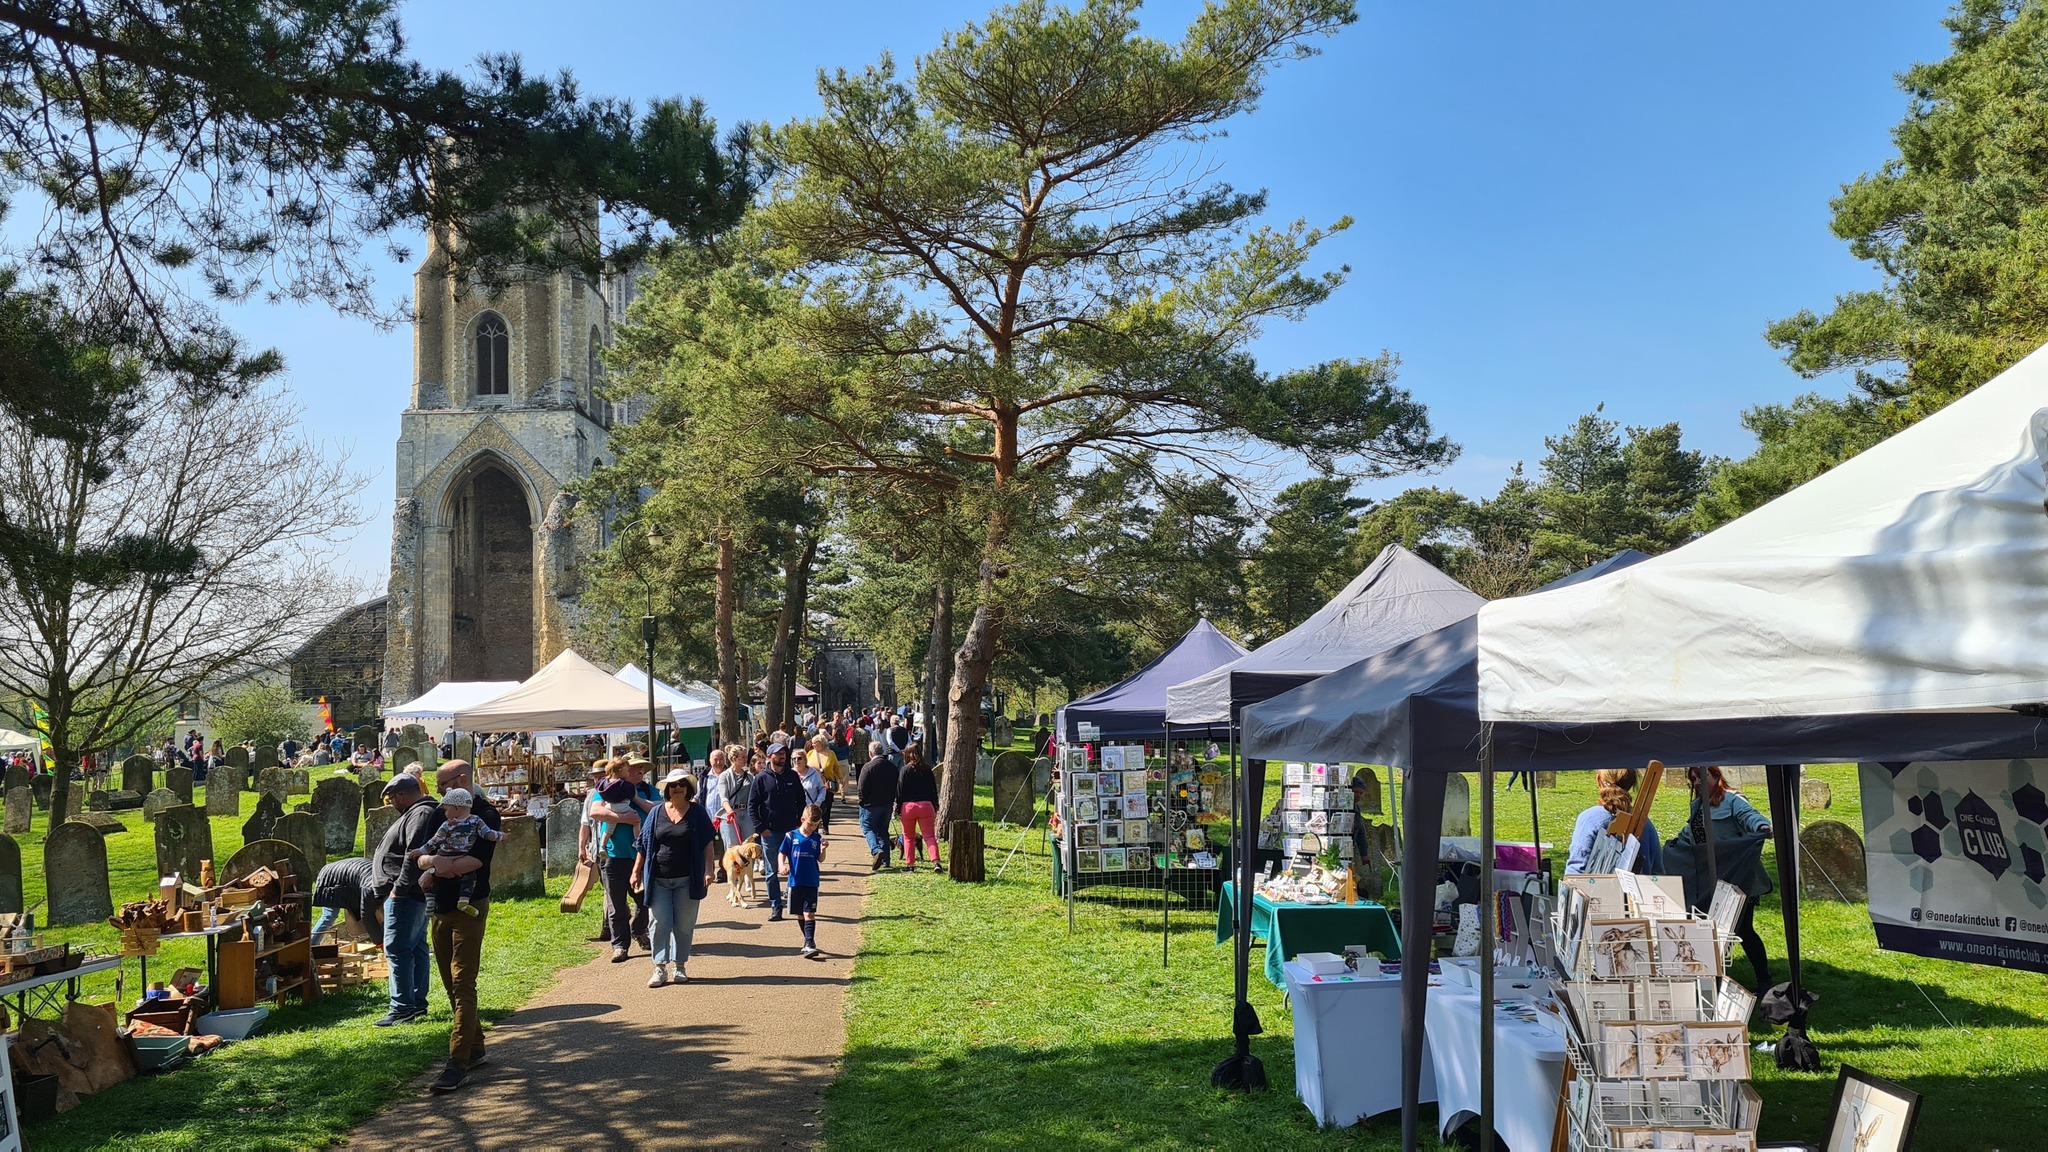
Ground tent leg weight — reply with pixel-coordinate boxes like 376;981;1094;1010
947;821;985;882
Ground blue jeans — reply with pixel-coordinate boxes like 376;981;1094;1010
310;905;341;944
859;806;893;862
384;895;430;1014
646;875;703;967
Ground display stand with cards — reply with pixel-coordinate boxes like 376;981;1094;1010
1261;761;1357;870
1052;742;1227;945
1551;874;1764;1151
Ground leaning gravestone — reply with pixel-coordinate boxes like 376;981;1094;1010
90;789;143;812
545;811;578;875
74;810;127;835
272;810;326;874
205;766;243;817
1354;770;1384;816
392;746;419;773
223;838;310;889
991;751;1034;825
45;822;112;925
363;804;397;857
1442;772;1472;837
256;767;287;804
29;774;50;810
0;833;21;914
242;792;284;844
142;787;179;823
1800;819;1867;902
311;777;360;856
121;755;153;794
495;815;543;897
155;803;214;882
3;788;29;835
225;745;249;771
283;767;311;796
163;765;194;804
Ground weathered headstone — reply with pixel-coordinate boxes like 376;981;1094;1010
392;746;420;773
90;789;143;812
991;751;1034;824
1353;769;1384;816
256;766;287;804
1442;772;1472;837
205;766;243;817
121;754;153;794
974;752;993;785
29;774;50;810
3;788;29;835
416;743;438;770
154;803;214;882
991;715;1014;748
2;762;27;794
142;787;179;822
252;744;280;771
454;734;476;763
353;725;378;753
226;745;250;771
223;838;310;889
401;723;429;748
1032;756;1053;794
45;822;112;925
74;811;127;835
362;779;386;814
272;810;326;874
163;765;194;804
1800;819;1867;901
1534;771;1559;789
364;805;397;857
545;808;578;875
283;767;311;796
242;792;284;844
0;833;21;914
1722;765;1768;791
311;777;361;856
1801;779;1832;811
495;815;543;897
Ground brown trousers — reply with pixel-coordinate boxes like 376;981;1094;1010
431;898;488;1066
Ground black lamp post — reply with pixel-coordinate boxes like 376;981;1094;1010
617;517;664;766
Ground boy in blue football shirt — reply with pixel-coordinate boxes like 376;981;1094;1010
779;803;829;958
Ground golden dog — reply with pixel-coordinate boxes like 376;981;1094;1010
723;836;765;907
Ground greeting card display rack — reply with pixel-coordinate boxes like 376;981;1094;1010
1260;761;1356;868
1550;875;1763;1152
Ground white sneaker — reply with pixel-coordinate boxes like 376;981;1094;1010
671;967;689;983
648;965;668;988
799;944;819;958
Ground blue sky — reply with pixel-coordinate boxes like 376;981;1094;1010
250;1;1953;586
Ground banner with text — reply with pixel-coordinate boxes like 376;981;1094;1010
1860;760;2048;974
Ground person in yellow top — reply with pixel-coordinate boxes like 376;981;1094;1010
805;734;844;832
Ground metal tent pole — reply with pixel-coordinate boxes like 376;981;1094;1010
1479;731;1496;1152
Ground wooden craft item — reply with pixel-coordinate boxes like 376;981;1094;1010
560;860;597;913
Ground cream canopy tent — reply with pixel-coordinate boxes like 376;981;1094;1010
614;664;717;729
383;681;521;726
452;650;674;732
0;728;37;754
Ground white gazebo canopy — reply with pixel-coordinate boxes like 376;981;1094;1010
1478;341;2048;723
384;681;522;726
452;650;674;732
614;664;717;729
0;728;38;755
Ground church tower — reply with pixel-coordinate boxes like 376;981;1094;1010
381;218;618;705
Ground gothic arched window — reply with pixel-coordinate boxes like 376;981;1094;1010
475;312;510;397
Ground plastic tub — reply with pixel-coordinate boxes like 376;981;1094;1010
128;1034;193;1072
195;1006;270;1041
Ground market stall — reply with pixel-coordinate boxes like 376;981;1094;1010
1214;880;1398;987
612;664;716;763
382;681;520;730
451;650;674;734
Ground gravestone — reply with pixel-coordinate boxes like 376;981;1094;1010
0;833;21;914
364;805;397;857
991;715;1014;748
294;802;311;813
142;787;179;822
272;810;326;874
1534;772;1559;789
75;811;127;835
223;838;310;889
974;752;993;786
256;767;287;804
454;734;475;763
29;774;50;810
163;765;194;804
2;762;27;794
311;777;360;856
121;755;153;794
1353;770;1384;816
401;724;429;748
90;789;143;812
495;815;543;897
991;751;1035;825
45;823;112;925
1800;819;1867;902
362;779;386;815
416;743;438;770
353;725;378;753
545;810;578;875
252;744;279;771
3;788;28;835
1442;772;1472;837
1032;756;1053;794
242;792;284;844
283;767;311;796
392;746;419;773
154;803;213;882
1801;779;1832;811
225;745;250;771
205;767;243;817
1722;765;1768;791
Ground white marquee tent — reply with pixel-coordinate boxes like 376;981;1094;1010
384;681;521;727
0;728;38;755
614;664;717;729
451;650;674;732
1478;340;2048;724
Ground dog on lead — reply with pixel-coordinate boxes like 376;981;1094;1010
724;834;765;907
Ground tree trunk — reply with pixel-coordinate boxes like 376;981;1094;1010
922;577;953;762
763;539;791;734
936;583;1002;831
714;524;742;745
783;530;818;727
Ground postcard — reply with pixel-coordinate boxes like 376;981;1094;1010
1076;797;1099;821
1641;980;1700;1022
1122;793;1150;819
1099;747;1125;772
1284;762;1307;784
1098;771;1122;796
1595;1080;1647;1126
1715;980;1756;1025
1071;773;1095;797
1077;849;1101;872
1601;1021;1642;1078
1690;1133;1754;1152
1124;770;1149;796
1100;848;1127;871
1099;820;1123;846
1590;919;1652;980
1684;1023;1751;1080
1569;981;1633;1025
1639;1021;1689;1078
1655;1081;1709;1125
1656;921;1720;978
1125;819;1151;844
1077;824;1099;848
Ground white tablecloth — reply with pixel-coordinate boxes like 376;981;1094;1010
1425;984;1567;1151
1282;961;1437;1126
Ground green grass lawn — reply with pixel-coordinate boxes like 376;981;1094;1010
829;759;2048;1150
4;784;603;1150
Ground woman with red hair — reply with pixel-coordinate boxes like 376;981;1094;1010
1668;766;1775;992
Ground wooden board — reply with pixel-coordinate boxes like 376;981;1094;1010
559;860;596;913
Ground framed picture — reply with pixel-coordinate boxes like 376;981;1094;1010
1125;819;1150;844
1123;770;1148;796
1656;920;1720;978
1128;850;1153;871
1684;1023;1751;1080
1284;762;1308;784
1099;820;1122;846
1823;1066;1921;1152
1077;824;1099;848
1072;772;1096;797
1692;1133;1757;1152
1098;771;1122;796
1638;1021;1688;1078
1100;848;1127;872
1099;747;1124;772
1077;848;1101;873
1076;796;1100;821
1601;1021;1642;1078
1121;793;1150;819
1590;919;1652;979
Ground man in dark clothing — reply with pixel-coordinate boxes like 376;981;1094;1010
422;759;499;1093
749;744;807;920
370;774;441;1027
310;856;380;944
856;748;899;871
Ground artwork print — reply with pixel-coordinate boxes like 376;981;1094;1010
1121;793;1150;819
1072;772;1096;797
1099;747;1125;772
1684;1023;1751;1080
1076;797;1099;821
1098;772;1121;796
1077;824;1099;848
1100;848;1127;872
1123;770;1148;796
1639;1022;1688;1078
1124;819;1150;844
1077;849;1101;872
1692;1134;1757;1152
1099;820;1122;846
1601;1021;1641;1078
1591;919;1652;979
1822;1068;1920;1152
1657;921;1720;978
1284;762;1307;784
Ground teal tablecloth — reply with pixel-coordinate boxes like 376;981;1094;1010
1215;881;1400;987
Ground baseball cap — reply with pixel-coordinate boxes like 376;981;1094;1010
767;742;786;755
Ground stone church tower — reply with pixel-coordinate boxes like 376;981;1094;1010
380;221;621;706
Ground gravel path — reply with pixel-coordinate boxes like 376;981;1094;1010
350;844;871;1149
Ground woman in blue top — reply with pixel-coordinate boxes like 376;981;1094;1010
1665;766;1775;993
631;769;719;988
1566;769;1662;875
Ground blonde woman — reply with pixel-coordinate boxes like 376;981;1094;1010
716;744;753;851
806;734;843;830
1566;768;1663;874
